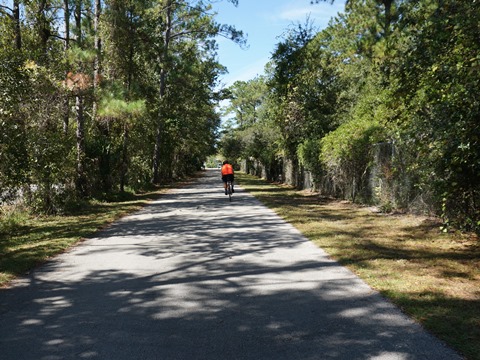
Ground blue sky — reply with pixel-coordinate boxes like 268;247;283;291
211;0;347;87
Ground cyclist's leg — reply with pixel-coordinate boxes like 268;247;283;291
230;175;235;193
222;176;228;195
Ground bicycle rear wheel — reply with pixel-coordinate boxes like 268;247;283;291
227;182;232;202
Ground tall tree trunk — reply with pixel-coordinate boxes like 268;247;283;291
383;0;393;40
383;0;394;61
120;122;129;193
93;0;101;119
13;1;21;50
75;96;87;195
63;0;70;134
74;0;87;196
94;0;113;193
120;8;136;193
74;0;82;42
379;0;394;83
152;0;172;184
38;0;49;54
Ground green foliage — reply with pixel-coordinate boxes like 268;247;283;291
98;94;146;119
220;77;282;180
317;50;390;203
0;0;240;212
225;78;267;129
321;114;384;202
219;131;244;165
297;139;322;179
0;51;30;193
1;0;478;234
205;156;220;168
233;0;479;234
241;124;280;166
391;0;480;233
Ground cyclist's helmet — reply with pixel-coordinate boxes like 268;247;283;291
223;160;229;165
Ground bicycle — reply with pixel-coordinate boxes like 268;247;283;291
226;180;233;202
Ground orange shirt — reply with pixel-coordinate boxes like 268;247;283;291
221;163;234;176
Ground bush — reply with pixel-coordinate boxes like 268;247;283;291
297;138;323;187
0;204;29;236
320;116;384;202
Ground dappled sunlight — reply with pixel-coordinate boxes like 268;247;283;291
238;172;479;359
1;267;440;359
0;170;462;359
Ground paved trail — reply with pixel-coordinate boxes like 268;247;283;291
0;170;462;360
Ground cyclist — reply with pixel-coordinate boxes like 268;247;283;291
221;160;235;195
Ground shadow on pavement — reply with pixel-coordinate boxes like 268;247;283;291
0;170;461;360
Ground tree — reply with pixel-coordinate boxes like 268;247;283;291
226;77;267;129
72;0;89;196
0;0;245;210
220;76;282;180
0;1;22;49
0;52;29;201
148;0;245;184
269;19;317;157
391;0;480;232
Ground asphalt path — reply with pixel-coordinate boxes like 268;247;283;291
0;169;462;360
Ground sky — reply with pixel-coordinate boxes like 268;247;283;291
211;0;347;88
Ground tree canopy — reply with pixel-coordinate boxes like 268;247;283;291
219;0;480;234
0;0;243;212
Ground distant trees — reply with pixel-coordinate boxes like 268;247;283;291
220;0;480;234
0;0;243;212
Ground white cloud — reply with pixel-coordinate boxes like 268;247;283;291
278;6;321;21
272;1;345;27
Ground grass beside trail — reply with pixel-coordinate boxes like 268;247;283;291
0;185;178;287
237;172;480;360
